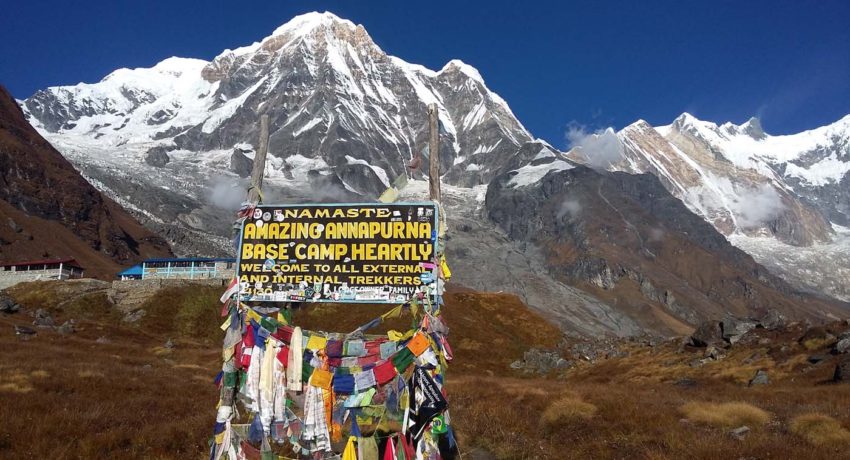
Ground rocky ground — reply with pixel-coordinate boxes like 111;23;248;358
1;281;850;459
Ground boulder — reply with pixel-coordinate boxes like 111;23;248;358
0;293;19;314
570;342;599;362
32;309;54;328
164;338;175;349
57;320;76;335
690;321;723;347
230;148;254;177
14;325;36;335
748;369;769;387
144;145;171;167
721;317;757;344
513;348;572;373
758;309;786;330
833;358;850;383
833;338;850;354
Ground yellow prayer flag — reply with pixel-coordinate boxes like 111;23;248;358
440;255;452;281
245;307;262;324
380;305;403;320
305;335;328;351
387;329;415;342
342;436;357;460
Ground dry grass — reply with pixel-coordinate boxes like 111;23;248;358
680;401;771;427
0;369;35;393
802;337;834;351
0;282;222;459
541;395;598;429
790;414;850;447
2;281;850;459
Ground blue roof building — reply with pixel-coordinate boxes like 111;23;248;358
117;264;143;280
117;257;236;280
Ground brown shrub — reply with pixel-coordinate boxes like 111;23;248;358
541;395;598;429
679;401;771;427
790;414;850;446
802;337;834;351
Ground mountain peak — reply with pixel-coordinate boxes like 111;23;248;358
270;11;358;38
441;59;484;82
740;116;765;139
218;12;367;59
623;119;653;131
673;112;700;127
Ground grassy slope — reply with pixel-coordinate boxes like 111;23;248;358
1;281;849;459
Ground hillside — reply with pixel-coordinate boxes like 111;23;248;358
0;85;172;278
1;280;849;459
487;163;849;335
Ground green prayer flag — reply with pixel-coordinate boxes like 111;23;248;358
259;316;280;332
302;361;314;382
223;371;238;388
392;347;414;373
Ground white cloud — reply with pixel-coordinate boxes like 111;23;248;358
556;199;582;220
208;178;245;210
730;183;786;228
566;124;624;169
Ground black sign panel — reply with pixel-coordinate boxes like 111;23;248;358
236;202;438;303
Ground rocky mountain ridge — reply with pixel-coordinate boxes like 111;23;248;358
16;11;850;333
486;160;847;335
563;113;850;301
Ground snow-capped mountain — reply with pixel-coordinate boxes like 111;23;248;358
17;11;849;323
564;113;850;301
23;12;531;191
21;12;537;255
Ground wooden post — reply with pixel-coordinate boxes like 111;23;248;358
428;103;441;202
249;114;270;203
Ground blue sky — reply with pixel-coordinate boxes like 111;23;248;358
2;0;848;148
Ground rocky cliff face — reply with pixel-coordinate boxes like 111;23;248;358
599;116;836;246
0;85;172;277
486;162;847;334
559;113;850;301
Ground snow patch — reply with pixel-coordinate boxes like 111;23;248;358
507;160;573;188
292;117;324;137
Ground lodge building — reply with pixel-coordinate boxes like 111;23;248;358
117;257;236;280
0;258;85;289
